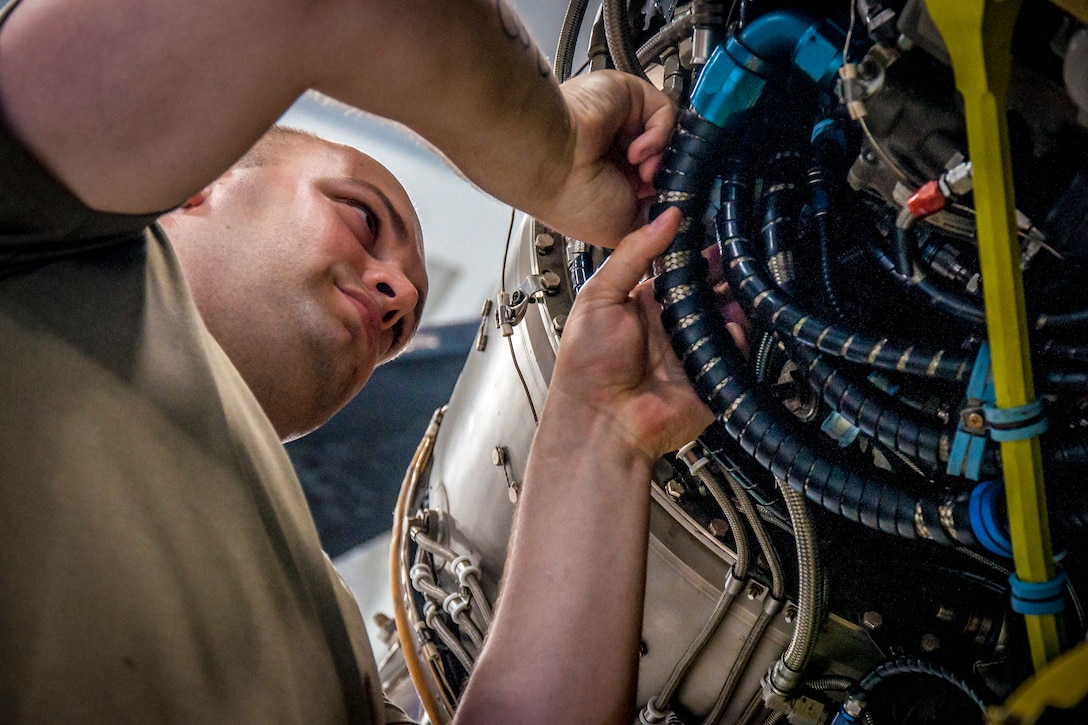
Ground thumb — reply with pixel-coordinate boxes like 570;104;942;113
589;207;681;303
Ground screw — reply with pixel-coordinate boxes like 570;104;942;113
492;446;508;466
747;582;765;600
784;604;797;623
920;633;941;653
862;610;884;631
552;314;567;334
965;411;985;429
535;232;556;255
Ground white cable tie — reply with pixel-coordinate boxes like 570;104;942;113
454;567;481;589
409;563;432;588
677;441;699;458
687;455;710;475
450;555;479;580
423;601;438;624
443;592;469;619
642;696;667;722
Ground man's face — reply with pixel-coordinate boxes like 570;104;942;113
166;138;427;439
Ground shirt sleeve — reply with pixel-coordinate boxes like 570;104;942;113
0;100;163;264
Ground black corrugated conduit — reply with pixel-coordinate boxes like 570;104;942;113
807;157;847;320
761;150;805;295
834;656;989;724
786;340;950;468
650;111;981;549
866;237;988;328
718;164;975;383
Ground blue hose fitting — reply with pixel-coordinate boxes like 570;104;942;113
691;10;846;128
968;480;1013;558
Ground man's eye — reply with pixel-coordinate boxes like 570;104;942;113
348;201;379;236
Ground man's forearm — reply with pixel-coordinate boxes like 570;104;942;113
318;0;575;218
455;390;655;724
0;0;572;215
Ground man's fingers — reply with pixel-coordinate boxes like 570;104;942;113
588;207;681;302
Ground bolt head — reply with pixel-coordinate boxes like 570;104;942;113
535;232;556;255
708;518;731;538
861;610;883;631
492;446;507;466
541;270;562;294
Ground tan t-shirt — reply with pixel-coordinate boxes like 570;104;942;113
0;55;412;725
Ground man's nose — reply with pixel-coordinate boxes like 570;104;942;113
370;266;418;330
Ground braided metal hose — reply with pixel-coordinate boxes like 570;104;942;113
555;0;591;82
603;0;649;81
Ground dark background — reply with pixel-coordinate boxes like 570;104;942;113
286;321;476;558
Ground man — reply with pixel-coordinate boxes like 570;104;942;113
0;1;711;723
162;127;428;441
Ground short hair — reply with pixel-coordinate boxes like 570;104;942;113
234;126;321;169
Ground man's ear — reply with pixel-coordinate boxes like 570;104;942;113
180;188;209;209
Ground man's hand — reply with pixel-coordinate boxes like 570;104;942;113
533;71;677;248
549;206;714;464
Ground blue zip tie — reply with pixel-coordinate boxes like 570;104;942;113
1009;570;1067;616
984;399;1049;442
968;480;1013;558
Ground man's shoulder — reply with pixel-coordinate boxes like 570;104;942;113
0;106;160;253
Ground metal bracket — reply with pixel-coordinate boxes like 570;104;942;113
498;273;555;336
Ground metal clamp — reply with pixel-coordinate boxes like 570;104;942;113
498;273;560;336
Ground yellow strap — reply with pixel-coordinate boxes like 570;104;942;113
925;0;1064;670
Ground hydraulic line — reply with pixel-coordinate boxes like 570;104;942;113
765;478;824;700
1035;308;1088;333
648;12;1014;549
653;111;984;549
637;13;694;68
1039;340;1088;364
787;340;950;468
804;675;857;693
720;165;973;383
408;557;487;651
603;0;649;81
412;530;494;629
807;157;846;319
642;444;753;724
391;406;452;723
567;238;593;293
866;238;987;327
760;151;805;295
555;0;591;82
700;457;788;724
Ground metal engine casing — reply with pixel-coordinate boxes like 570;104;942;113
415;215;881;720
